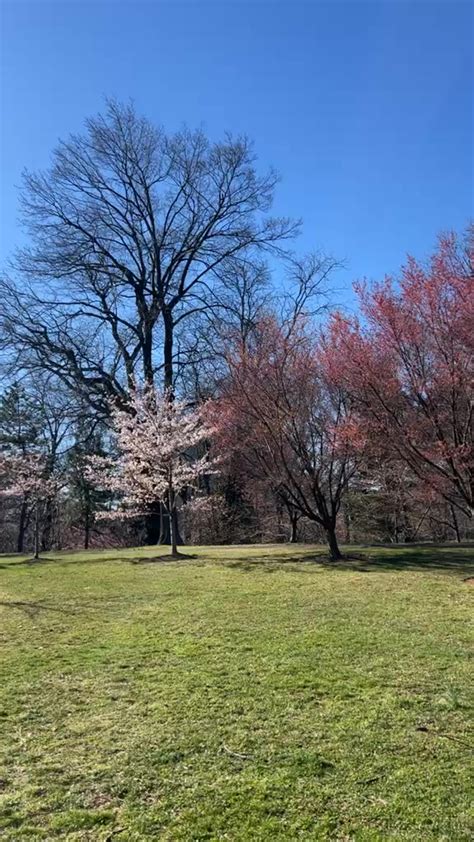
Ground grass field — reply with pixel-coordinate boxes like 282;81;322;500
0;543;473;841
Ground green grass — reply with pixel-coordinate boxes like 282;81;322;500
0;543;473;840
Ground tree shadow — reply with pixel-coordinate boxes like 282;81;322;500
0;556;55;568
0;545;472;576
0;555;64;569
348;545;474;574
220;546;474;576
0;552;198;569
128;552;198;565
0;600;81;617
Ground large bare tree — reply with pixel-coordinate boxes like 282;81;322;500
0;100;297;415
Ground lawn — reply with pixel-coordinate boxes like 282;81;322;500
0;543;473;841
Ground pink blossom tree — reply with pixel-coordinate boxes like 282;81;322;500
328;228;473;519
214;316;361;560
88;388;218;556
0;453;60;559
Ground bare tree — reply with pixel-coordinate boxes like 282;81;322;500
175;260;271;399
175;251;339;401
0;100;297;416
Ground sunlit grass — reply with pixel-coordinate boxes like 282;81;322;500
1;543;473;839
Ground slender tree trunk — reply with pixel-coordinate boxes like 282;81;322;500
33;500;40;560
84;508;90;550
449;504;461;543
412;504;431;540
153;313;185;550
289;510;299;543
55;506;63;550
82;487;91;549
141;317;170;546
142;323;154;387
326;525;343;561
170;509;179;556
163;308;174;393
157;503;171;544
343;499;352;544
17;495;28;553
168;486;178;557
41;497;53;551
393;511;399;544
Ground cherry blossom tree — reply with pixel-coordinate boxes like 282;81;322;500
214;316;361;560
88;388;218;556
0;453;60;559
328;228;473;519
0;384;44;552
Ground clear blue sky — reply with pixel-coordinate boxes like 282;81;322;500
1;0;472;310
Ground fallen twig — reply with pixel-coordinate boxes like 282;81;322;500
356;775;382;785
416;726;473;749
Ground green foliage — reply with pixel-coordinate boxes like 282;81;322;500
0;544;472;840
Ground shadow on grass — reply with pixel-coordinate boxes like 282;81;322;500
0;600;81;617
0;552;199;570
222;547;474;576
350;545;473;574
0;555;67;569
8;554;86;568
0;545;472;576
128;552;198;565
209;542;474;575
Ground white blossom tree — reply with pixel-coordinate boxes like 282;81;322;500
88;389;218;556
0;453;61;559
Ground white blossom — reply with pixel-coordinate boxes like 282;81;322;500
87;388;218;518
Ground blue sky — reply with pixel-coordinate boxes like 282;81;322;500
1;0;472;310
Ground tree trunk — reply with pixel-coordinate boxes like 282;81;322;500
158;502;171;544
169;488;179;557
157;321;186;550
450;504;461;543
326;525;343;561
289;510;299;543
17;495;28;553
343;499;352;544
33;500;40;560
393;511;399;544
163;308;174;392
84;508;90;550
41;497;53;551
170;509;179;556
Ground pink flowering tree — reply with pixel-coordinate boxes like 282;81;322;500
0;452;60;559
327;228;473;519
214;316;362;560
88;388;218;556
